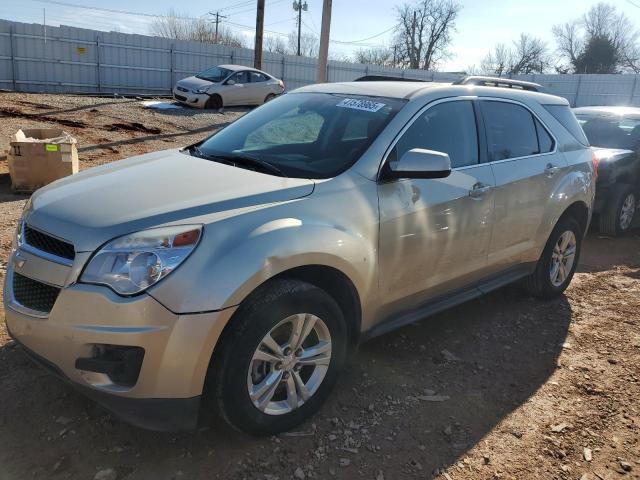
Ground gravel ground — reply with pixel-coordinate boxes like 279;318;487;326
0;93;639;480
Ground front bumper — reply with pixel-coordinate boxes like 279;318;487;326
172;87;208;108
3;252;237;431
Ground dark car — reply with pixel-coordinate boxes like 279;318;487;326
574;106;640;236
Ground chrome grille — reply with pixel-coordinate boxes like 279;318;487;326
12;272;61;313
24;224;75;260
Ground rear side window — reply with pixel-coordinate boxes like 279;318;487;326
391;100;479;169
543;105;589;146
249;72;269;82
481;101;539;161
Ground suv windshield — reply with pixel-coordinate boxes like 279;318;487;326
196;66;232;83
575;113;640;150
196;92;406;178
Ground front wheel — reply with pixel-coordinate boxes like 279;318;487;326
599;184;636;237
205;94;223;110
524;216;582;299
207;279;347;435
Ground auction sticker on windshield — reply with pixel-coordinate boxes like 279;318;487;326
337;98;386;113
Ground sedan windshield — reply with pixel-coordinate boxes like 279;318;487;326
576;114;640;150
196;66;232;83
196;92;406;178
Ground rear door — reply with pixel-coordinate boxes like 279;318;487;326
480;99;566;271
222;71;251;105
246;71;271;104
378;99;496;308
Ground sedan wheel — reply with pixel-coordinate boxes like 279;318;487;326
247;313;331;415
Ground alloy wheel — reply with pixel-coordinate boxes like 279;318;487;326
550;230;577;287
619;193;636;231
247;313;332;415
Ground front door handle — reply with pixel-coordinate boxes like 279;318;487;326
469;182;492;199
545;163;560;177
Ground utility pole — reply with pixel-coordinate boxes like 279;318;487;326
209;11;227;43
316;0;331;83
292;0;308;56
254;0;265;69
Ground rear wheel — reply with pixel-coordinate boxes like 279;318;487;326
205;94;223;110
264;93;276;104
524;216;582;299
207;279;347;435
599;184;636;237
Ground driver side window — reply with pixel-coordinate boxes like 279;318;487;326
391;100;479;169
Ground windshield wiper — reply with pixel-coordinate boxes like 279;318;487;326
187;147;287;177
222;153;287;177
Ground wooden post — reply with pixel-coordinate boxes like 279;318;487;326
254;0;265;70
316;0;332;83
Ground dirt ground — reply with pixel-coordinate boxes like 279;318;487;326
0;92;639;480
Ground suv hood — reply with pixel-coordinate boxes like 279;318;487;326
26;149;315;252
177;76;215;92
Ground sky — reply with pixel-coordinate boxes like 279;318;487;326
1;0;639;71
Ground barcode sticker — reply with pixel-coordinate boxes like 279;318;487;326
336;98;385;112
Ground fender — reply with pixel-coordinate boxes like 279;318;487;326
533;157;594;258
149;217;376;315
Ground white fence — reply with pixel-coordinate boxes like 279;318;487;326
1;19;639;107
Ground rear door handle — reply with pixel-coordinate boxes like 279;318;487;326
469;182;492;199
545;163;560;177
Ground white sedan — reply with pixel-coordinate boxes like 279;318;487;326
173;64;285;109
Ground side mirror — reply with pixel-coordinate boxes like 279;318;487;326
226;79;236;86
384;148;452;180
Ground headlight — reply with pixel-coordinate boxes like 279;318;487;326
81;225;202;295
194;88;208;94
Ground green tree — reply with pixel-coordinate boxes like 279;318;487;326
573;35;619;73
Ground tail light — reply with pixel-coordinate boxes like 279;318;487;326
591;151;599;180
278;80;285;92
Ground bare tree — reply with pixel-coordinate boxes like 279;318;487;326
481;34;549;75
287;31;319;57
394;0;461;70
552;2;640;73
264;36;287;54
149;10;245;47
354;47;394;66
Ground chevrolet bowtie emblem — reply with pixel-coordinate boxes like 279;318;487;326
14;251;26;269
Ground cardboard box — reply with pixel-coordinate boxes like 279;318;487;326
7;128;79;192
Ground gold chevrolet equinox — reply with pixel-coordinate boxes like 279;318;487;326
4;77;596;434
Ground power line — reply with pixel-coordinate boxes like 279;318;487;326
33;0;196;19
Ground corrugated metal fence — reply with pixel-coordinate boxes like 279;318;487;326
1;19;639;107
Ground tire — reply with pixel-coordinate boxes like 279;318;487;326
205;94;223;110
207;279;348;436
598;184;636;237
264;93;276;104
524;216;582;299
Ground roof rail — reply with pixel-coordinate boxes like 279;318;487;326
453;76;544;92
354;75;428;83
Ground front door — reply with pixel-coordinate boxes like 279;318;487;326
378;99;496;311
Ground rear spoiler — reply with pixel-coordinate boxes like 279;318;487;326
453;76;544;92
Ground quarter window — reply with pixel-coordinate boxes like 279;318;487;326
535;118;554;153
391;100;479;169
481;101;539;161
